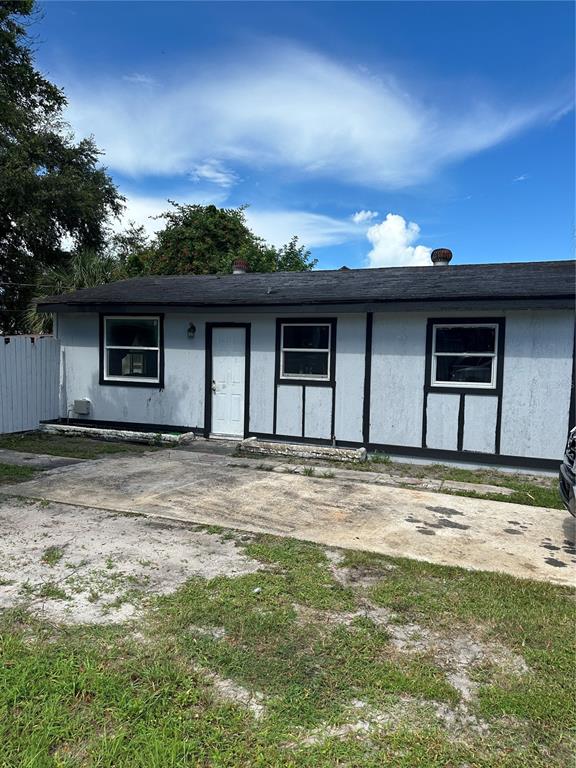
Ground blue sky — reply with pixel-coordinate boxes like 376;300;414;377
36;1;574;269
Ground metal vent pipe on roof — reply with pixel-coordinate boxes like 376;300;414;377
430;248;453;266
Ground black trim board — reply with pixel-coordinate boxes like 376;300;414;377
362;312;373;445
41;418;196;434
204;323;251;439
569;319;576;432
457;394;465;452
494;319;506;454
98;313;165;389
247;432;558;472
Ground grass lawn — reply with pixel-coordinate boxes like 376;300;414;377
240;451;564;510
0;462;38;484
0;534;573;767
0;431;161;460
384;461;561;509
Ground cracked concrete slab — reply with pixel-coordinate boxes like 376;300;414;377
3;449;574;585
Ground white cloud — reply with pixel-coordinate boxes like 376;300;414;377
190;159;238;188
122;73;155;85
245;209;360;248
352;209;379;224
366;213;431;268
513;173;529;182
64;43;566;187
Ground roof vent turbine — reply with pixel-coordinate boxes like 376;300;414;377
430;248;453;267
232;259;248;274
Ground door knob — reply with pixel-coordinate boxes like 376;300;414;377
212;380;217;393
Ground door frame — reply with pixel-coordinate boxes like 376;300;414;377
204;322;251;439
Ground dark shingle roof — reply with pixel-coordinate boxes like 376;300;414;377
38;260;575;311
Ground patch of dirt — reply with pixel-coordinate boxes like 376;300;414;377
188;624;227;640
203;670;267;719
387;622;529;701
286;695;489;748
0;498;261;624
293;602;396;631
324;548;346;567
292;601;528;708
325;549;398;588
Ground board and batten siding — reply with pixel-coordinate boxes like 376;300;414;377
56;306;573;467
369;313;426;447
0;335;60;434
499;310;574;460
368;308;573;463
333;314;365;443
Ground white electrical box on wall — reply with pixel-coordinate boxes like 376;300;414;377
73;399;91;416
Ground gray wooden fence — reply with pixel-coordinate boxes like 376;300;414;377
0;335;60;434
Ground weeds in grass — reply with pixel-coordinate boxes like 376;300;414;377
41;546;64;567
0;463;37;485
302;467;315;477
0;535;573;767
23;581;70;601
369;452;391;465
0;431;161;460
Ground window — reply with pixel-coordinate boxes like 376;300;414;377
431;323;498;388
280;322;332;381
102;316;161;384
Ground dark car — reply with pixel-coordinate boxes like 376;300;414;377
559;426;576;517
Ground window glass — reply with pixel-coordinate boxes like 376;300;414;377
435;326;495;354
283;325;329;350
106;318;158;348
435;355;493;384
103;316;160;382
283;351;329;378
107;349;158;379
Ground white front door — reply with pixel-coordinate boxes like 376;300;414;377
211;327;246;437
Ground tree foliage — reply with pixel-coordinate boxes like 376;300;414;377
26;248;124;333
123;203;317;277
0;0;123;332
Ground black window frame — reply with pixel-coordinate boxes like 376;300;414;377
425;317;505;395
275;317;337;387
99;313;165;388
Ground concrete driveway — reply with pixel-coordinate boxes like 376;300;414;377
5;447;575;586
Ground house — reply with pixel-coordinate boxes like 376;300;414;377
38;252;575;470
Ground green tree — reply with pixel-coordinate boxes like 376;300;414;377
0;0;123;333
124;203;317;277
26;248;125;333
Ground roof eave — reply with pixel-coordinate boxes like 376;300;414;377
38;295;575;314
